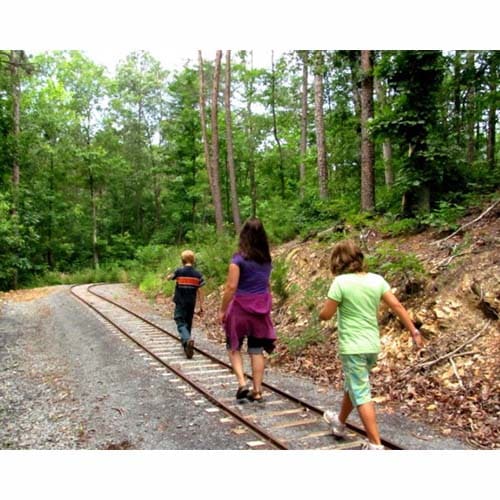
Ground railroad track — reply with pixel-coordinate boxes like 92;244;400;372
70;283;403;450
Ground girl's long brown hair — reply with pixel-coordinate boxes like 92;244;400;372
330;239;366;275
238;218;271;264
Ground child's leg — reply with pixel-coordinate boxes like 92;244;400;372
174;305;190;344
249;353;265;394
339;391;354;423
357;401;381;445
341;353;381;444
228;350;247;388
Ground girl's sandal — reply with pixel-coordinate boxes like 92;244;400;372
236;386;250;400
247;390;264;402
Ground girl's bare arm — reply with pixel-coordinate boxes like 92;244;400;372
219;263;240;322
382;290;423;347
319;298;338;321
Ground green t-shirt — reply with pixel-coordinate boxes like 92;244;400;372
327;272;391;354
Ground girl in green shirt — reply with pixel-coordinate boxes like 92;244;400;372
319;240;424;449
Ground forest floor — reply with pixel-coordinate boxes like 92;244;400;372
198;196;499;450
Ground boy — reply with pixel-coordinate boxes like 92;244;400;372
319;240;423;449
168;250;205;359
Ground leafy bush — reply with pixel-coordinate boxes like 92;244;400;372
366;243;426;294
139;271;164;298
271;257;290;302
418;201;466;232
380;217;422;236
281;324;326;355
304;277;330;311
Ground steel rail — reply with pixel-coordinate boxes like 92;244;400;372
70;284;287;450
75;283;404;450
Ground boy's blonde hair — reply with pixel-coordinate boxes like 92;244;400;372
330;240;366;275
181;250;195;265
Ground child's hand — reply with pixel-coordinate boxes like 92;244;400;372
218;311;226;325
412;329;424;349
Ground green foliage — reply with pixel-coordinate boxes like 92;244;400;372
281;321;327;355
271;257;290;302
195;235;236;292
304;277;330;312
138;272;164;299
27;263;127;288
366;243;426;292
380;217;422;237
418;201;466;232
1;49;498;291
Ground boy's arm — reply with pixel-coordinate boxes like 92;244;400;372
382;290;423;347
196;287;204;314
319;298;338;321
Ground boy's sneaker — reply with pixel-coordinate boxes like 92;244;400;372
323;410;347;438
361;442;385;450
185;339;194;359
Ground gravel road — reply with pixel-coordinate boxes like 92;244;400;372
0;284;470;450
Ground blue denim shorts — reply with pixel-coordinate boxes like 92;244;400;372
340;353;378;406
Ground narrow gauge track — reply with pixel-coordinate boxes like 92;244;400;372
70;283;403;450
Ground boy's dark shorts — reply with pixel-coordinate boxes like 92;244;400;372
226;336;276;355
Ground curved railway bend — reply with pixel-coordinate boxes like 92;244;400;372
0;284;471;450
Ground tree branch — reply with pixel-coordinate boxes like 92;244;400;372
434;200;500;246
409;321;491;372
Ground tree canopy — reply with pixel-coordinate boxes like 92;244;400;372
0;49;498;290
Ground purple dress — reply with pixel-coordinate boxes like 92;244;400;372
224;253;277;352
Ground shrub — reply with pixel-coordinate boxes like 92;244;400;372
281;324;326;355
271;257;290;302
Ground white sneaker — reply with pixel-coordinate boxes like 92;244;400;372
323;410;347;438
361;442;385;450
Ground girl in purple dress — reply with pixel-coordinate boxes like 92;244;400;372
219;218;277;402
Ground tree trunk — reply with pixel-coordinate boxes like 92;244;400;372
8;50;24;289
210;50;224;234
375;76;394;187
299;51;308;200
244;51;257;218
486;52;497;170
347;53;361;119
9;50;21;213
466;51;476;166
89;172;99;269
313;51;328;199
271;50;285;197
198;51;219;229
224;50;241;233
360;50;375;211
453;50;463;143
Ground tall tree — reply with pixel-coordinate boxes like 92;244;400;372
298;51;309;199
485;51;498;170
198;50;224;234
4;51;31;215
465;51;477;166
224;50;241;233
378;51;445;214
239;51;258;217
198;51;213;192
360;50;375;211
375;74;394;187
210;50;224;234
270;50;285;197
313;51;328;199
